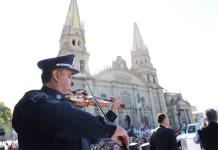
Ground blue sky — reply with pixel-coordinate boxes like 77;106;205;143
0;0;218;111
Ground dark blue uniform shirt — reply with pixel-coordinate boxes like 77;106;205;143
198;122;218;150
149;125;178;150
12;86;117;150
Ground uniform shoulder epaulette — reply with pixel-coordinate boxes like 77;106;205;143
25;90;48;103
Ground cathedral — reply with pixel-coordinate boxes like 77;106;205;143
58;0;192;129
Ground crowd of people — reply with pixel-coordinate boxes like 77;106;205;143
89;124;152;150
0;140;18;150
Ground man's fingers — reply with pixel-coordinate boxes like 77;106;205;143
111;126;129;148
120;135;129;148
111;136;129;149
111;136;122;145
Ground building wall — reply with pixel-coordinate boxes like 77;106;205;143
71;68;166;129
59;0;192;129
164;92;193;129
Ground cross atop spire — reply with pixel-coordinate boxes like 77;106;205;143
62;0;83;35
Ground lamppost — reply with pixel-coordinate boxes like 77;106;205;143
176;97;182;128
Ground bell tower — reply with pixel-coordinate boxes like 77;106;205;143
131;23;158;84
59;0;90;75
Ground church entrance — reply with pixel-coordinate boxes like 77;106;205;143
141;116;149;127
124;115;131;129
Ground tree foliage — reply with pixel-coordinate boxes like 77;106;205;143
0;102;12;132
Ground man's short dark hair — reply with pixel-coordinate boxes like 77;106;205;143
41;68;70;84
41;69;52;84
205;109;217;122
157;113;167;124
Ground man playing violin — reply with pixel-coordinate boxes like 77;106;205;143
12;54;129;150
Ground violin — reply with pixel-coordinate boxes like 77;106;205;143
68;87;128;150
65;94;109;107
65;90;125;108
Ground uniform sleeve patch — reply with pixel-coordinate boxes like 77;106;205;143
29;92;48;103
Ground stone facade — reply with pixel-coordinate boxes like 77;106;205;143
164;92;193;129
57;0;192;129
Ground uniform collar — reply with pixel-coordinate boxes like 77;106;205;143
159;124;166;128
41;86;65;99
209;122;218;125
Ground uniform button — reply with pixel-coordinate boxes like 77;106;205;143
56;95;62;99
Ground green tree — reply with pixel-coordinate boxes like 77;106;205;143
0;102;12;132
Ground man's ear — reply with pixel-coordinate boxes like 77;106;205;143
52;69;60;82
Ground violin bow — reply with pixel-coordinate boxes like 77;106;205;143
83;79;128;150
84;79;109;121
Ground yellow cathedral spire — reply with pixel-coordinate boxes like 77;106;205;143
62;0;83;35
133;23;146;52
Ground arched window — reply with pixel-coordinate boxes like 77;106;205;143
143;73;148;81
80;60;85;73
137;93;140;103
153;75;156;83
78;41;81;46
147;74;150;82
124;115;131;129
72;39;76;46
101;93;107;98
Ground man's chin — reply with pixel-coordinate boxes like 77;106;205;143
65;90;72;95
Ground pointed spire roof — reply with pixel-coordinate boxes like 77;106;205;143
62;0;83;35
133;23;148;54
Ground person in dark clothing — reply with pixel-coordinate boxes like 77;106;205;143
83;97;123;150
196;108;218;150
12;54;129;150
149;113;178;150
